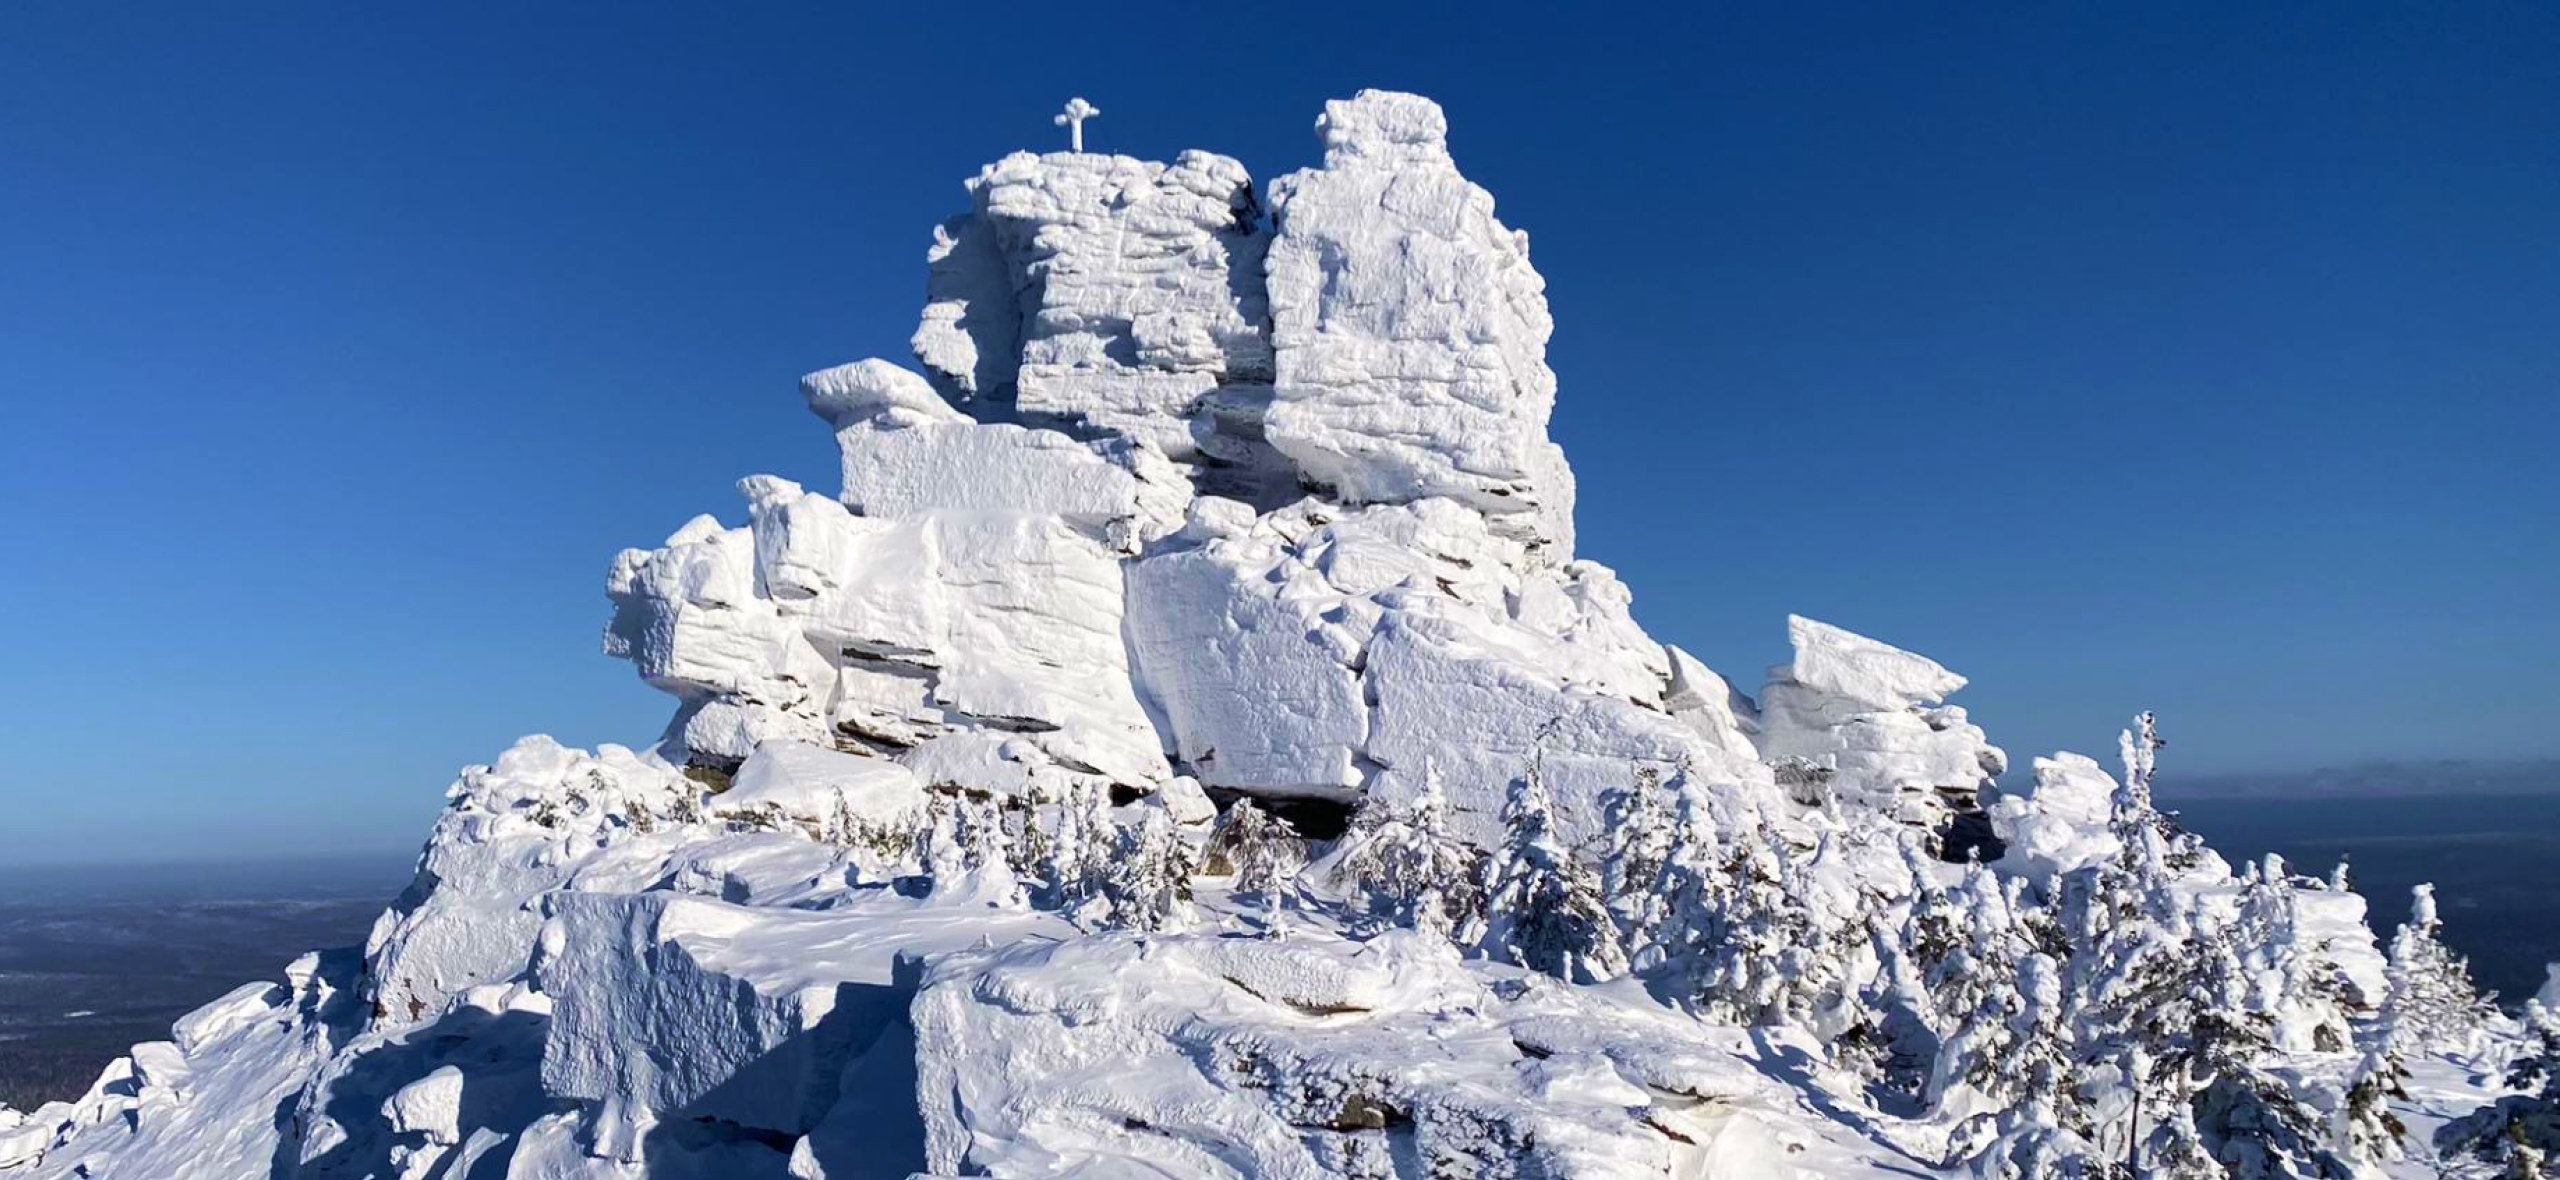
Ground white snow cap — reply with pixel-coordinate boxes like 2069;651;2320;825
1315;88;1452;166
1782;614;1968;709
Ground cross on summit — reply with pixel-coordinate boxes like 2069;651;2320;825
1054;97;1099;152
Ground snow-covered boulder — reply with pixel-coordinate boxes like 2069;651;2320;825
536;892;886;1158
710;738;926;848
1756;615;2004;840
911;926;1830;1179
363;737;702;1026
1781;615;1966;712
606;479;1172;795
804;364;1191;548
1265;90;1574;562
1126;498;1764;844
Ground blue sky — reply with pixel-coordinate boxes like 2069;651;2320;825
1;1;2552;864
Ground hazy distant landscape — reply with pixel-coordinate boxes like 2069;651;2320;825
1;781;2552;1113
0;853;411;1110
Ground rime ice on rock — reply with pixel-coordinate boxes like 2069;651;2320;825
603;473;1170;795
910;149;1286;502
1756;615;2005;844
1125;498;1763;846
1264;91;1575;561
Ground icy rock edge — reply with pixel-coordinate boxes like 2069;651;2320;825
3;90;2536;1180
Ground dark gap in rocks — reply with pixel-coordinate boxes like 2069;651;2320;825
682;757;743;795
1202;788;1353;841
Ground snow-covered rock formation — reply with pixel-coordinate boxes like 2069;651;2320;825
4;90;2536;1180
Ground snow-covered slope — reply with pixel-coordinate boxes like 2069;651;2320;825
4;91;2545;1180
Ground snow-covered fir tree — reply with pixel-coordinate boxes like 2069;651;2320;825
1955;953;2109;1179
1329;766;1484;940
1473;767;1627;984
1915;859;2037;1113
2338;1044;2412;1171
2187;919;2355;1180
1031;782;1114;920
1212;797;1300;938
1101;799;1195;932
1599;766;1678;946
2383;883;2499;1058
919;788;1027;907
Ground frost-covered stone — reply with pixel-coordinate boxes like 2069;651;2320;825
1127;498;1761;844
1782;615;1966;711
1756;616;2003;837
912;926;1830;1178
1265;91;1574;561
911;149;1283;493
536;892;874;1157
384;1066;465;1145
171;981;287;1057
712;738;926;844
804;366;1190;546
607;480;1171;794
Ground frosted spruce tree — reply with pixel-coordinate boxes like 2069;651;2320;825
1920;861;2042;1116
1329;765;1484;940
1473;767;1627;984
1599;766;1678;948
2186;916;2355;1180
1103;800;1196;932
925;789;1029;906
1844;841;1975;1096
1628;777;1730;977
2384;883;2499;1057
1213;798;1300;939
1034;782;1115;921
2337;1044;2412;1171
1955;953;2108;1179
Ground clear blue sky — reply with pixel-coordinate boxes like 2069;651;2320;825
2;2;2552;864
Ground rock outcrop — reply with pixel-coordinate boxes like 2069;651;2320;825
3;90;2449;1180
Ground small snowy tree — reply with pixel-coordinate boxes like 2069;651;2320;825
1033;782;1114;921
1599;766;1677;948
1330;767;1483;941
2188;923;2356;1180
1213;798;1300;939
1102;800;1196;932
1918;861;2042;1113
2380;883;2499;1062
2337;1045;2411;1170
919;789;1026;907
1474;769;1626;984
1954;953;2108;1179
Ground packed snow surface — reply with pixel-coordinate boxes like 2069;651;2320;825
6;89;2541;1180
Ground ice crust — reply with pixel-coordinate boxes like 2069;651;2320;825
0;90;2488;1180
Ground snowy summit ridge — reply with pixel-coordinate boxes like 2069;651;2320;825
6;91;2553;1180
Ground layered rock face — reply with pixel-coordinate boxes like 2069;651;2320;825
912;148;1289;504
1757;615;2006;845
1266;91;1575;560
605;89;1767;849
